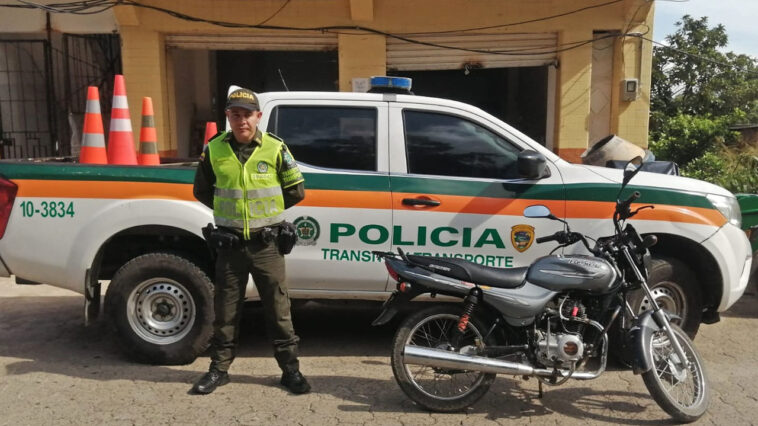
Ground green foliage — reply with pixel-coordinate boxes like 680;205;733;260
682;149;758;194
650;15;758;193
650;113;739;166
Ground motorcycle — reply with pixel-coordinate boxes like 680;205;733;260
372;157;710;422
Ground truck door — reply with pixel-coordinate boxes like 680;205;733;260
388;103;566;284
263;100;391;296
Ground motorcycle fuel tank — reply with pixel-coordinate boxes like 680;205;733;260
526;255;617;293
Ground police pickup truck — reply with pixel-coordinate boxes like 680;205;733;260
0;78;751;364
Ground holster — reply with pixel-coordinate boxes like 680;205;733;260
202;223;241;250
277;221;298;255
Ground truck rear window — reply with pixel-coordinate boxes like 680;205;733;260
268;106;377;171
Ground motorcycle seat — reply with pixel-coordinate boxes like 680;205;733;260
407;255;527;289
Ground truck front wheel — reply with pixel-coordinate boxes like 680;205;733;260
105;253;214;365
629;257;702;338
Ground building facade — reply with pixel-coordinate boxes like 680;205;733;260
1;0;654;162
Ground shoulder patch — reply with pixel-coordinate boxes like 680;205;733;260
199;151;206;162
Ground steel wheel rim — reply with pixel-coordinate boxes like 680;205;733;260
650;329;706;409
638;281;687;324
126;278;196;345
402;313;486;400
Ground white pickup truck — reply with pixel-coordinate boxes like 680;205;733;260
0;88;751;364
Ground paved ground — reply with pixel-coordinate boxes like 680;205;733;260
0;277;756;425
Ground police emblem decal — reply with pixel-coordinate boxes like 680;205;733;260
257;161;268;173
511;224;535;253
293;216;320;246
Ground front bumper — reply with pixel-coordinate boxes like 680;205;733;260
702;223;752;311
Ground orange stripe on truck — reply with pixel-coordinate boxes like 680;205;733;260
565;200;726;226
16;179;194;201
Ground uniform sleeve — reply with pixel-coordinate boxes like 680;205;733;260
283;182;305;209
192;145;215;209
277;143;305;189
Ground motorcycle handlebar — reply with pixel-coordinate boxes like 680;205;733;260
617;191;640;213
536;233;558;244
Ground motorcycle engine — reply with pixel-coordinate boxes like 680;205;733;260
536;331;585;364
535;298;587;364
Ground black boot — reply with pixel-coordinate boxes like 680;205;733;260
192;370;230;394
280;370;311;394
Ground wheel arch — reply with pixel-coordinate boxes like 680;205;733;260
95;225;213;286
647;233;722;318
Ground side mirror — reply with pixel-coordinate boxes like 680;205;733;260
517;150;548;179
523;205;552;218
622;156;644;186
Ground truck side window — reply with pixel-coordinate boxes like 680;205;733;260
268;106;377;171
403;110;521;179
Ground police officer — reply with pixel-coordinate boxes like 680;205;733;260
191;87;309;395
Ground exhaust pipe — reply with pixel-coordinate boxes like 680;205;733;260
403;345;552;377
403;331;608;380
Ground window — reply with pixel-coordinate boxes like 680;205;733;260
268;106;377;171
403;110;521;179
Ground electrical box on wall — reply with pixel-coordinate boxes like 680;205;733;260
621;78;639;101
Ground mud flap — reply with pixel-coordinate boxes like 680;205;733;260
372;290;419;326
84;267;101;326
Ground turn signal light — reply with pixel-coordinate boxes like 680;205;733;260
398;282;412;293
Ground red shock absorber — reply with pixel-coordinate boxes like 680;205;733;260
457;287;482;332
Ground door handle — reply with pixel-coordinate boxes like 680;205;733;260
402;198;440;207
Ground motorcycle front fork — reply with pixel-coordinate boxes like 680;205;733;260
622;247;690;366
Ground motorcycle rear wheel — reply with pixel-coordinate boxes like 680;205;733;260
641;324;710;423
391;304;496;412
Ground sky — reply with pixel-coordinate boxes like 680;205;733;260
653;0;758;59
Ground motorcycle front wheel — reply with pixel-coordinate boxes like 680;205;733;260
391;304;496;412
641;324;710;423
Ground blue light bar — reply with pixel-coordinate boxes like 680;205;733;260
370;76;412;91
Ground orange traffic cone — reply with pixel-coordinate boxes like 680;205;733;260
204;121;218;146
107;74;138;165
79;86;107;164
138;97;160;165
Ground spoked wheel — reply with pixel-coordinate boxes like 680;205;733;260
391;304;496;412
642;324;710;423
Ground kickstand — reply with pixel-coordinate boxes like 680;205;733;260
538;380;544;399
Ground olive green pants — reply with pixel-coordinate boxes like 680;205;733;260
209;239;300;373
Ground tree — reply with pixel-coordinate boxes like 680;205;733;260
651;15;758;127
649;15;758;193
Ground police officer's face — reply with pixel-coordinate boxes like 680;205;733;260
226;107;262;143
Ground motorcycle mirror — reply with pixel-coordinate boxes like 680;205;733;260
622;156;644;186
523;205;552;218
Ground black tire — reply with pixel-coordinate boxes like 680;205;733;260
105;252;214;365
629;257;702;338
391;304;496;412
641;324;710;422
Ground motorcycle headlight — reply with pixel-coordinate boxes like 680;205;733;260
706;193;742;228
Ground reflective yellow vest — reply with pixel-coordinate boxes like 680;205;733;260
208;132;286;240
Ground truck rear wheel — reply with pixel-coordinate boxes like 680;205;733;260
105;252;214;365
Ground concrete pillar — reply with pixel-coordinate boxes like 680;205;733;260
555;28;593;163
118;27;174;157
338;34;386;92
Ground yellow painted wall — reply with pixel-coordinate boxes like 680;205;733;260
113;0;654;161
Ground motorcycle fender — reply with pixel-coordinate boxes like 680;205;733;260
630;310;660;375
371;289;419;326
